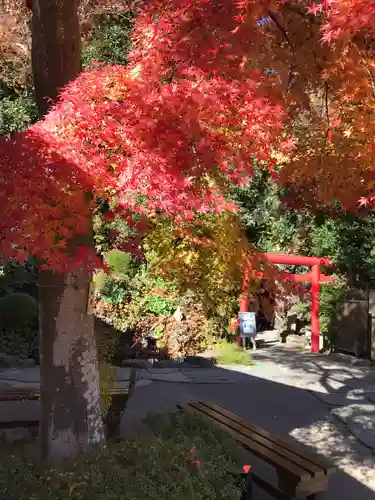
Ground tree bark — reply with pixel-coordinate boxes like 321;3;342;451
39;269;104;462
31;0;105;462
31;0;81;115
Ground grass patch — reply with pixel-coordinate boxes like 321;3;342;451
214;341;253;366
0;411;248;500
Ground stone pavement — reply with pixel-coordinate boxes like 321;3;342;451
1;344;374;498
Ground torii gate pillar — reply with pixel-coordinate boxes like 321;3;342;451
310;263;320;353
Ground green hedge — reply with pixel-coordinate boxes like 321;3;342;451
0;411;247;500
0;292;37;330
0;293;38;355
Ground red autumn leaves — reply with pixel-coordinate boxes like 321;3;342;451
1;0;373;269
0;1;285;270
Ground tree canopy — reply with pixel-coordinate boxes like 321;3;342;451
1;0;374;270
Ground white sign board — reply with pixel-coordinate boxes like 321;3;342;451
238;312;257;337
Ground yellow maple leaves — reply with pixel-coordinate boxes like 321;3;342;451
143;211;253;316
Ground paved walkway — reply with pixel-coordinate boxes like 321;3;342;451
1;344;374;499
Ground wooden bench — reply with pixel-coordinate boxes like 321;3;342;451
179;401;336;500
0;367;137;440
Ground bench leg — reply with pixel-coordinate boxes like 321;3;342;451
104;394;129;439
277;472;298;498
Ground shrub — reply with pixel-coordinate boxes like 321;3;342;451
146;293;177;316
319;275;348;346
93;252;140;305
0;95;38;135
214;341;253;366
0;411;247;500
0;292;37;330
105;250;137;279
92;270;108;294
82;13;134;68
0;293;38;356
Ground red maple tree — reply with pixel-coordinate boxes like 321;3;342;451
2;0;375;269
0;2;287;270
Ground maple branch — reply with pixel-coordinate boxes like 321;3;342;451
267;10;297;91
267;11;294;48
125;0;133;15
282;3;314;20
324;82;330;123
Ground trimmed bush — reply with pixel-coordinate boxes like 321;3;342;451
0;293;38;356
0;411;247;500
0;292;37;330
214;341;253;366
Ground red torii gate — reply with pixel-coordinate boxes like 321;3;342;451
239;253;335;353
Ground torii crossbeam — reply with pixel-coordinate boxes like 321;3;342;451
240;253;335;353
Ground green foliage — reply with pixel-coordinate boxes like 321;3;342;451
311;213;375;286
82;13;134;68
290;299;311;322
144;213;248;319
214;341;253;366
0;94;38;135
93;251;139;304
231;167;311;255
0;292;37;356
0;293;37;330
101;279;130;304
105;250;137;279
319;275;348;343
145;294;177;316
0;412;246;500
94;262;179;333
231;167;319;297
0;259;37;295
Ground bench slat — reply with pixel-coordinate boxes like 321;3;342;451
0;391;40;402
180;403;311;481
0;386;130;402
0;368;138;439
190;402;324;479
199;401;335;475
0;420;38;429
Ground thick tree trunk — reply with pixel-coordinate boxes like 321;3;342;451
39;269;105;461
31;0;81;115
31;0;105;462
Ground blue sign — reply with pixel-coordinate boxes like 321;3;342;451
238;312;257;338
